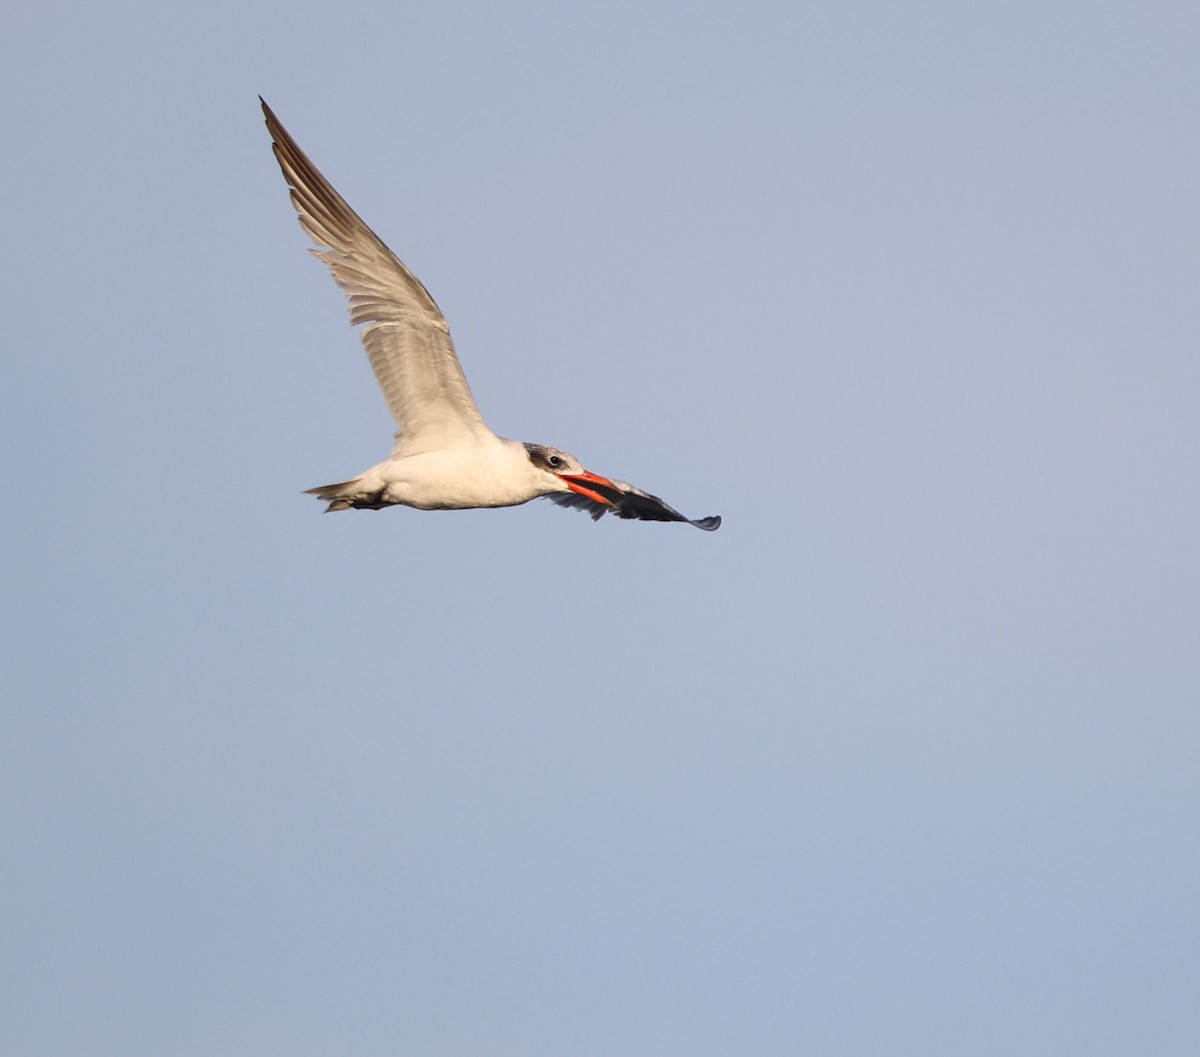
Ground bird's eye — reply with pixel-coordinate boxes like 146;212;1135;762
548;454;562;468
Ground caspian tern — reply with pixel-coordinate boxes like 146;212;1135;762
262;100;720;531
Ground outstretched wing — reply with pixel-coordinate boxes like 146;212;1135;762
262;99;493;456
547;479;721;531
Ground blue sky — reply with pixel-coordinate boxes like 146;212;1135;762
3;1;1199;1054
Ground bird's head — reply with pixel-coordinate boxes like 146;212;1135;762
523;442;720;529
523;443;620;508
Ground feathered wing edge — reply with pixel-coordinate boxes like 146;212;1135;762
260;99;491;451
546;483;721;531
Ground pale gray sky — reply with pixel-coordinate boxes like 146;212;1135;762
3;1;1199;1054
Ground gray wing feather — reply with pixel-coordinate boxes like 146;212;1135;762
547;482;721;530
263;100;492;455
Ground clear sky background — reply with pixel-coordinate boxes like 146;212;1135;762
3;1;1198;1054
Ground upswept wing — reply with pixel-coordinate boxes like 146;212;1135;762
262;99;492;455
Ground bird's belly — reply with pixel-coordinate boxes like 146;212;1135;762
377;449;533;510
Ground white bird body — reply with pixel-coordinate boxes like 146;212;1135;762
330;438;567;512
262;99;720;531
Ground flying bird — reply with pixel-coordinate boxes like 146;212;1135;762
261;99;720;531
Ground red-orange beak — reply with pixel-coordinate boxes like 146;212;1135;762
557;469;621;509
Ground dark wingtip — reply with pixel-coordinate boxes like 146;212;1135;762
691;515;721;531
